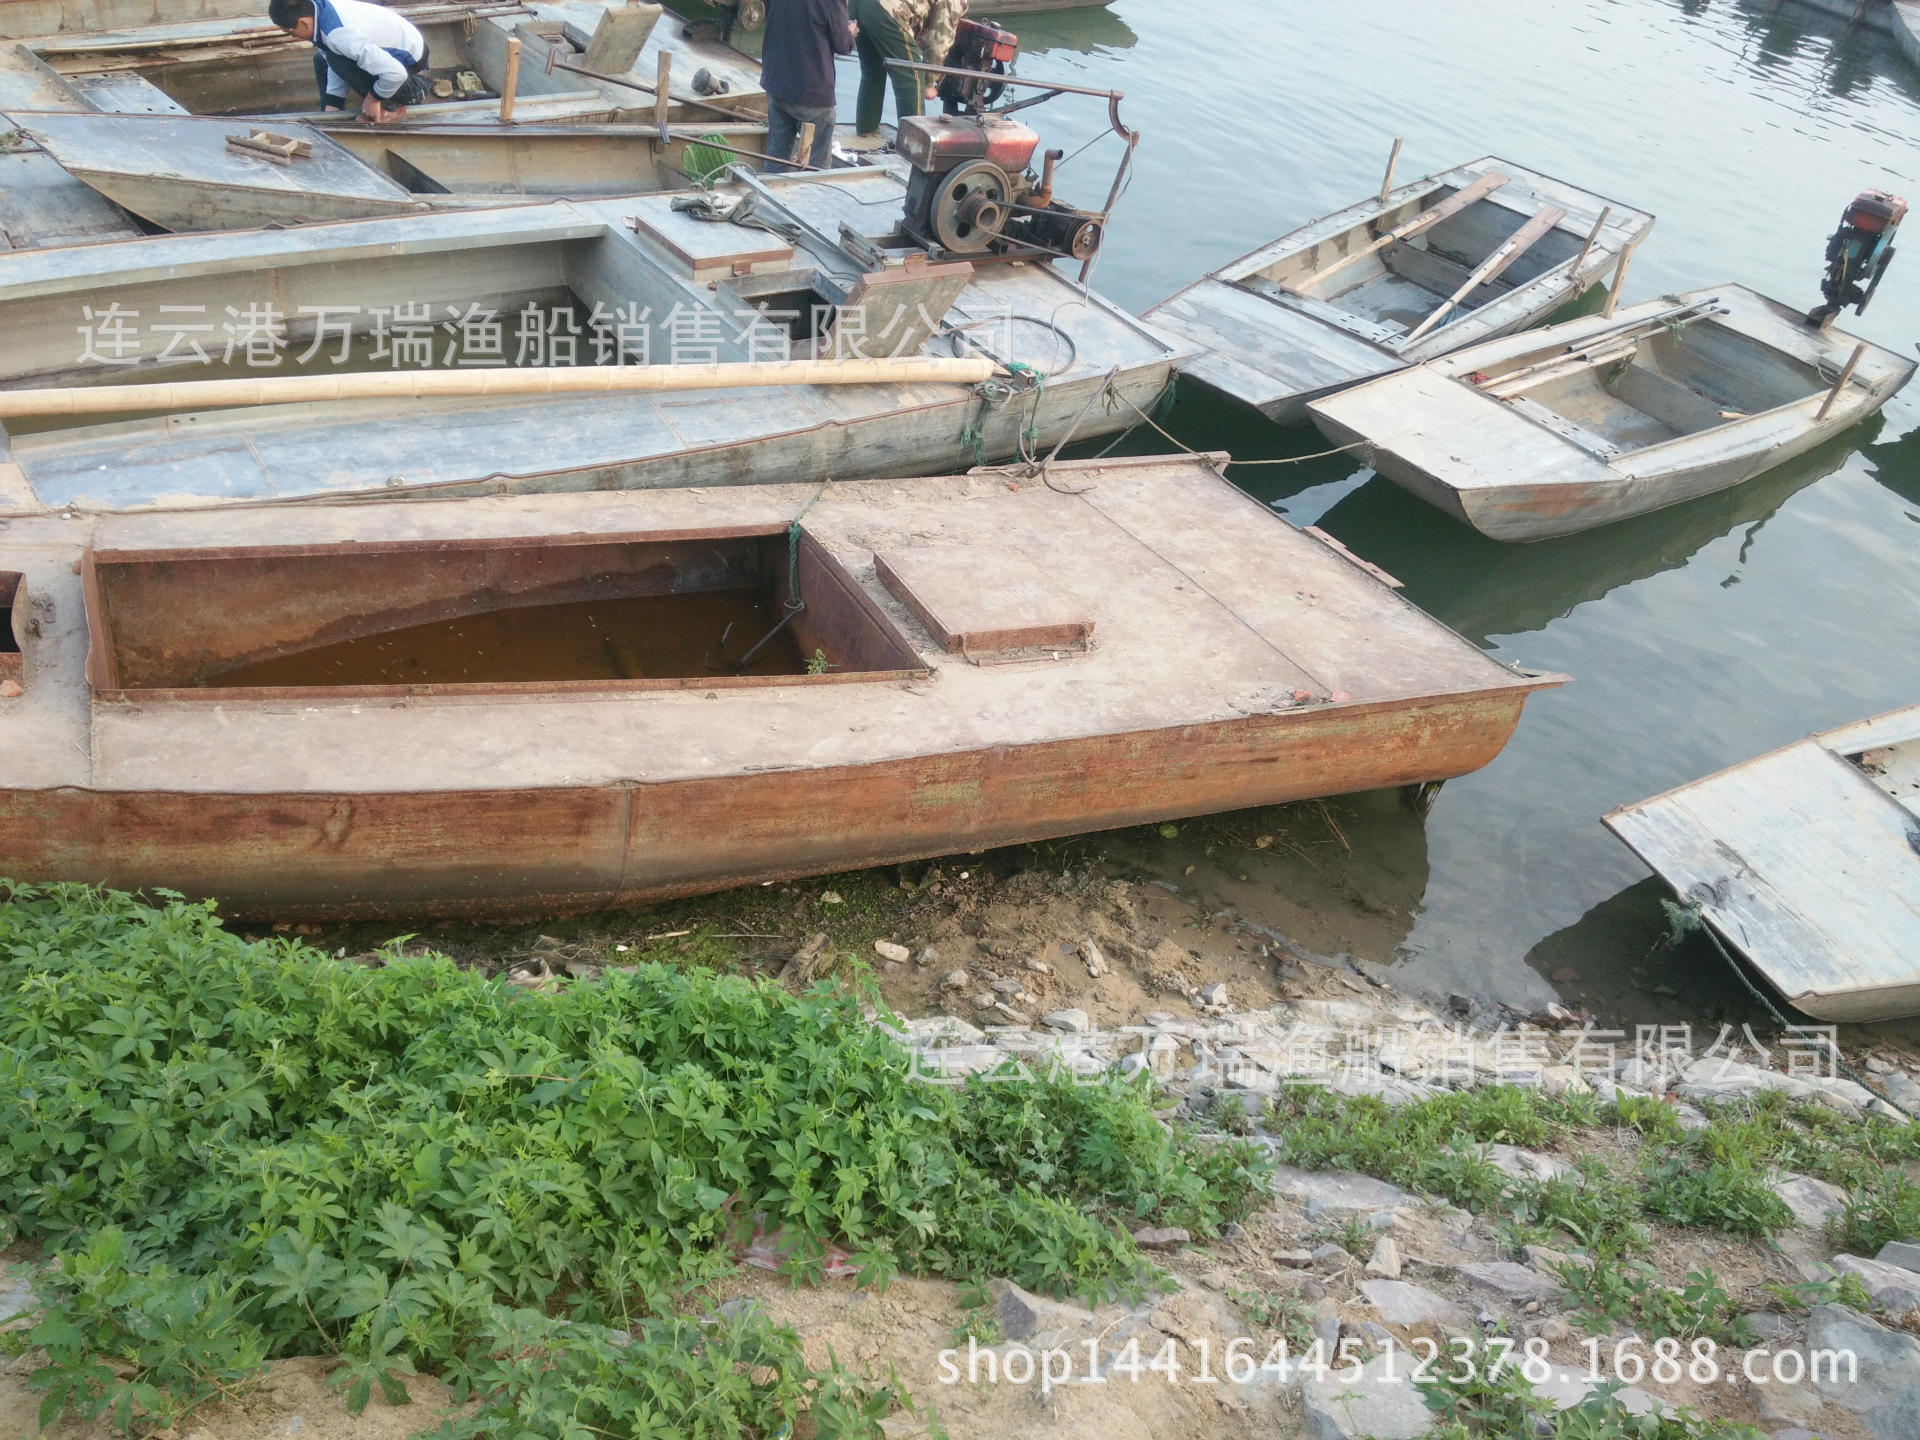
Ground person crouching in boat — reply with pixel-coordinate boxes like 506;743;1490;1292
269;0;431;124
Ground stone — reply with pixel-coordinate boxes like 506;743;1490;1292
1808;1303;1920;1439
1274;1249;1315;1268
1877;1241;1920;1275
1532;1372;1656;1415
1199;982;1229;1007
973;993;996;1010
1311;1243;1353;1270
1311;1296;1341;1351
1483;1144;1576;1183
1365;1237;1401;1279
914;946;939;967
717;1296;764;1320
994;1280;1096;1345
1833;1254;1920;1313
1364;1209;1398;1231
908;1015;984;1044
1041;1009;1090;1034
1131;1226;1190;1251
992;1004;1031;1026
1359;1279;1472;1331
940;969;970;990
873;940;911;964
1523;1244;1589;1274
1539;1316;1571;1342
990;978;1024;997
1026;958;1052;974
819;890;843;905
1301;1352;1434;1439
1271;1166;1413;1216
1082;938;1111;978
0;1271;34;1323
1742;1310;1796;1342
1755;1379;1822;1427
1775;1174;1852;1229
1459;1260;1564;1303
1676;1057;1874;1115
1223;1221;1246;1242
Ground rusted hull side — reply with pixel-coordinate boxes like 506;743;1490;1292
2;688;1530;920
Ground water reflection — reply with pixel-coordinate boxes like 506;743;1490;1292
992;6;1139;56
1863;422;1920;509
1523;877;1770;1027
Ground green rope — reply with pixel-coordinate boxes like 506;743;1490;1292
786;480;830;606
1152;370;1179;423
1006;361;1046;459
1663;899;1899;1113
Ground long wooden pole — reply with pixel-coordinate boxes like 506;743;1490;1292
1571;205;1611;277
1814;342;1867;422
1292;171;1509;294
1603;235;1640;318
1400;204;1565;346
498;35;521;122
1378;137;1403;207
0;358;998;419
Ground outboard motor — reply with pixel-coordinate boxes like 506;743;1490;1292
896;20;1105;262
1810;190;1904;327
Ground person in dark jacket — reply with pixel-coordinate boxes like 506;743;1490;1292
760;0;855;173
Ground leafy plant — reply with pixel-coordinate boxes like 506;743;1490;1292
0;881;1268;1433
1830;1169;1920;1256
1555;1260;1754;1346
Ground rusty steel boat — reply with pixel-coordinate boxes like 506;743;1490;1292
0;454;1562;918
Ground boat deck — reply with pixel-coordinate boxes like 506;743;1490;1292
0;455;1559;916
1606;706;1920;1023
0;170;1185;513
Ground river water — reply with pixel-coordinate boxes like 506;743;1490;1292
832;0;1920;1022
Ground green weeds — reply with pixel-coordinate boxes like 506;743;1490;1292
0;882;1268;1434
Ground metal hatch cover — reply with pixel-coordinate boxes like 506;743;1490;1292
874;546;1091;664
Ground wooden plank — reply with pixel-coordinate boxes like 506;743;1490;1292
1293;171;1511;294
1609;738;1920;1012
1400;204;1566;346
581;2;660;74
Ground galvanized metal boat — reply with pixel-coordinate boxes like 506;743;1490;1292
1606;705;1920;1022
1304;285;1915;541
4;108;776;229
1142;154;1655;425
0;453;1561;918
1;0;764;122
0;165;1182;515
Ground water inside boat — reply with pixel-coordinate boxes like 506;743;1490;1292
1259;185;1586;331
1472;318;1830;456
207;589;802;686
84;526;925;695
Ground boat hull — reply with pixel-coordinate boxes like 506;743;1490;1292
3;688;1532;920
1307;285;1916;541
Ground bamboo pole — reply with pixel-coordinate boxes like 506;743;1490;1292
498;35;521;122
0;358;999;420
1400;204;1564;347
1814;342;1867;422
654;48;672;132
1378;137;1403;207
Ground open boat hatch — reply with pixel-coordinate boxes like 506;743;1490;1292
81;527;929;697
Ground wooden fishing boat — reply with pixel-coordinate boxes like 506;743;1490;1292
1142;155;1654;425
5;109;777;229
1606;705;1920;1022
0;454;1561;919
1304;285;1914;541
0;168;1183;515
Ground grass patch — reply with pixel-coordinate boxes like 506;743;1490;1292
0;882;1269;1435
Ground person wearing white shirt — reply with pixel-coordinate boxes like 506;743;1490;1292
269;0;431;123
